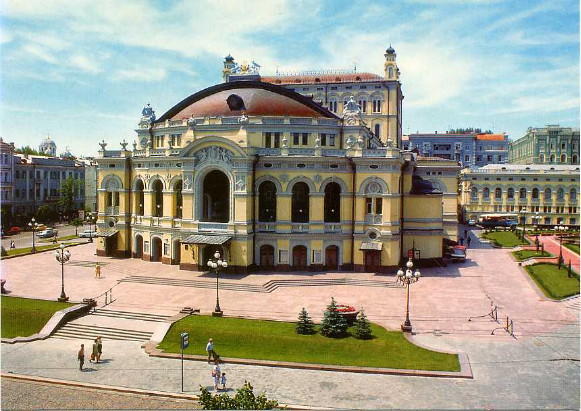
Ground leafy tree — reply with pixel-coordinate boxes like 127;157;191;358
58;176;83;218
71;217;83;235
198;381;278;410
15;146;42;156
320;297;348;338
354;309;373;340
36;205;56;222
1;246;7;257
296;307;315;335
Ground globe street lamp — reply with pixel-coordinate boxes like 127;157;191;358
54;244;71;302
519;206;527;240
533;212;541;252
396;258;421;333
28;217;40;253
87;212;96;243
554;223;568;269
208;250;228;316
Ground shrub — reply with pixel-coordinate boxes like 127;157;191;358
296;307;315;335
320;297;348;338
198;381;278;410
1;246;7;257
354;309;373;340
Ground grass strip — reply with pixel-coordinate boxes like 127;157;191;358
512;250;552;261
525;263;580;300
1;296;74;338
4;243;76;256
483;231;529;247
564;243;580;255
158;315;460;372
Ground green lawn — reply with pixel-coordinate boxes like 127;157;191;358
158;315;460;372
483;231;529;247
564;243;580;255
525;263;580;300
38;234;78;243
4;242;77;257
513;250;553;261
1;296;74;338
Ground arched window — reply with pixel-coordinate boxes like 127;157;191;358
202;170;229;223
372;97;382;113
495;187;502;199
557;188;564;200
324;182;341;222
357;98;367;113
507;188;514;199
152;180;163;217
560;154;567;163
259;181;277;222
104;176;122;215
519;188;527;199
572;154;578;164
532;188;539;199
544;188;552;201
539;154;545;163
174;180;183;218
374;124;380;140
550;154;555;163
483;187;490;199
328;98;338;113
471;187;478;199
291;182;309;223
570;188;577;201
388;66;394;78
135;180;144;216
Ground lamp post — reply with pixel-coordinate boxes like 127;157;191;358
554;223;568;269
54;243;71;302
87;213;96;243
519;206;527;240
28;217;40;253
534;212;540;252
207;250;228;316
396;258;421;333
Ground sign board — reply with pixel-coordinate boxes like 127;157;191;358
181;332;189;349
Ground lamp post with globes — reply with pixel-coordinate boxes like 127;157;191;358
55;244;71;302
208;250;228;316
554;223;568;269
28;218;40;253
396;258;421;333
519;206;527;240
533;212;541;251
87;212;96;243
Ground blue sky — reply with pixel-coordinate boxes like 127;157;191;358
1;0;579;157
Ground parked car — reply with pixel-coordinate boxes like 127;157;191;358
37;228;58;238
79;230;98;238
450;245;467;262
7;227;21;235
467;219;476;226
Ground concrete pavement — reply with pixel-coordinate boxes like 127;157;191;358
1;232;579;409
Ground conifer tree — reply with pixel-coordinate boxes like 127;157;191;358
354;309;373;340
296;307;315;335
320;297;348;338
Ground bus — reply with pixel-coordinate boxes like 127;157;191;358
478;213;518;228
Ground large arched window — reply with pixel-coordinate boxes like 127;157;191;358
136;180;144;216
174;180;183;218
374;124;381;140
103;176;122;215
532;188;539;199
519;188;527;199
539;154;545;163
494;187;502;199
550;154;555;163
483;187;490;199
372;97;382;113
324;182;341;222
259;181;277;222
357;97;367;113
202;170;229;222
152;179;163;217
471;187;478;199
544;188;552;201
572;154;578;164
507;188;514;199
570;188;578;201
560;154;567;163
291;182;310;223
557;188;565;200
328;98;338;113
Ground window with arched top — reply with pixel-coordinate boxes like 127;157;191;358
291;182;310;223
357;98;367;113
374;124;380;140
494;187;502;199
174;180;183;218
483;187;490;198
388;66;394;78
471;187;478;198
570;188;577;201
507;188;514;199
572;154;578;164
544;188;552;201
560;154;567;163
324;182;341;222
152;180;163;217
557;188;564;200
532;188;539;199
550;154;555;163
519;188;527;199
135;180;144;216
328;98;338;113
259;181;277;222
372;97;382;113
104;177;122;215
539;154;545;163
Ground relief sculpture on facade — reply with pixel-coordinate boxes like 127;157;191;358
195;146;233;164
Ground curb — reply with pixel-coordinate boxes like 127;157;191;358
1;240;88;260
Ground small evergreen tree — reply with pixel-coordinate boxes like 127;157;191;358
296;307;315;335
1;246;7;257
320;297;348;338
354;309;373;340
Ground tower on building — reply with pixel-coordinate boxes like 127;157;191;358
384;45;400;81
222;54;236;83
39;135;57;157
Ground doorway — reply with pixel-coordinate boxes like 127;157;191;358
292;245;308;270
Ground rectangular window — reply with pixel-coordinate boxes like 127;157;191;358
375;198;383;215
15;189;19;198
15;170;19;178
365;198;372;214
274;133;280;148
487;155;493;162
292;133;299;146
265;132;271;148
464;155;470;162
329;135;335;146
163;243;169;255
321;134;326;146
302;133;308;145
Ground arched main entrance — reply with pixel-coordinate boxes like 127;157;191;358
260;245;275;269
151;237;162;262
292;245;308;270
325;245;339;270
202;170;230;223
134;234;143;259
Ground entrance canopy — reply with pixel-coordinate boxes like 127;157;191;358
182;234;232;245
96;230;119;237
360;242;382;251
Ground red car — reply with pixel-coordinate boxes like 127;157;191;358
6;227;21;235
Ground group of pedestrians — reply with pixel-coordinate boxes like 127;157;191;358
206;338;227;391
77;337;103;371
460;229;472;248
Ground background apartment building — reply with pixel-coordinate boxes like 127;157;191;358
509;124;580;165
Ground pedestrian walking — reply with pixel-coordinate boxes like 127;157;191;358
459;238;464;246
212;362;221;391
91;339;99;363
206;338;217;363
464;229;467;238
97;336;103;362
94;263;101;279
221;372;227;390
467;236;472;248
78;344;85;371
10;240;15;249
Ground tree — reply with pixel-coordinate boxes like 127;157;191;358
58;176;83;218
296;307;315;335
198;381;278;410
15;146;41;156
320;297;348;338
36;205;56;222
353;309;373;340
1;246;7;257
71;217;83;235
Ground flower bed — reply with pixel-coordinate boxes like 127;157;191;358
336;304;359;324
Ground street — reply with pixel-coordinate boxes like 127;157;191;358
1;223;90;250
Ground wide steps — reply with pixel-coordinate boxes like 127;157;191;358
120;276;264;293
91;309;171;323
52;323;153;342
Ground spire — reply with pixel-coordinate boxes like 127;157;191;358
384;44;399;81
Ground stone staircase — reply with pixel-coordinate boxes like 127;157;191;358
51;309;171;342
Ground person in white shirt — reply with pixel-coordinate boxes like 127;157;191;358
206;338;216;363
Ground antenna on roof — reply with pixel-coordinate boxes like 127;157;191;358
353;61;357;73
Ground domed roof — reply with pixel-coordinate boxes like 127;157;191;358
156;81;338;122
385;45;396;55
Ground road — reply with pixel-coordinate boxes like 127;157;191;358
1;224;89;250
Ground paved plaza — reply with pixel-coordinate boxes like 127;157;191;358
1;229;579;409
